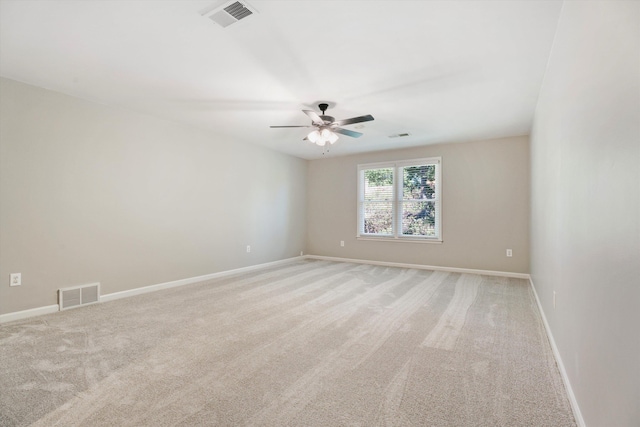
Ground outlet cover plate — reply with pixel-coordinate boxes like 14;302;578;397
10;273;21;286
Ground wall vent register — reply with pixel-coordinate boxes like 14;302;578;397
59;283;100;311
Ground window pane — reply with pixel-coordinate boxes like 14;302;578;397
364;168;393;201
402;201;436;236
402;165;436;200
363;201;393;234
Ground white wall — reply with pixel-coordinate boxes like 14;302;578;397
530;2;640;425
307;136;530;274
0;77;307;315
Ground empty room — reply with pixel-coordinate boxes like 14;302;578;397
0;1;638;426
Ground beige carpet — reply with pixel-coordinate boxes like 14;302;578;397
0;259;575;426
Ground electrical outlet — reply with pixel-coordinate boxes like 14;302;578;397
506;249;512;257
246;245;251;253
340;241;344;247
10;273;21;287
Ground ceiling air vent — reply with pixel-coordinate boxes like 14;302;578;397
204;1;257;28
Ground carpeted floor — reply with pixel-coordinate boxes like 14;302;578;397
0;259;575;426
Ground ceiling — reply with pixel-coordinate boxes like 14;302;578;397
0;0;562;160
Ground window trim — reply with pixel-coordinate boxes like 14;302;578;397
357;157;442;243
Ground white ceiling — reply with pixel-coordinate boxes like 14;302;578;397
0;0;562;159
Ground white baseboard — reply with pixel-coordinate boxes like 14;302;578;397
0;256;303;324
529;277;585;427
0;304;59;324
304;255;530;279
101;256;302;303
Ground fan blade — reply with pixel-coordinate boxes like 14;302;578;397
270;125;312;128
303;110;325;125
334;114;374;127
333;127;363;138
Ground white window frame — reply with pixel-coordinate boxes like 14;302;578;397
357;157;442;243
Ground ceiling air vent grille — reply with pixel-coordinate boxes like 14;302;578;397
225;2;253;20
204;1;257;28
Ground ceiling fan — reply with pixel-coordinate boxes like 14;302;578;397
270;103;374;146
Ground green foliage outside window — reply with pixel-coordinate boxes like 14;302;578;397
364;169;393;186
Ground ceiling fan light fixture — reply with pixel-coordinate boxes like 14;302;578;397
307;129;320;143
321;128;338;144
327;131;339;144
307;128;338;146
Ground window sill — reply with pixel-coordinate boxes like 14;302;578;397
357;236;443;244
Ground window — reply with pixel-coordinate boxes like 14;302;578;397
357;158;441;241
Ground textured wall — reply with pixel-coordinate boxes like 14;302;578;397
530;1;640;425
307;136;530;274
0;78;307;315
